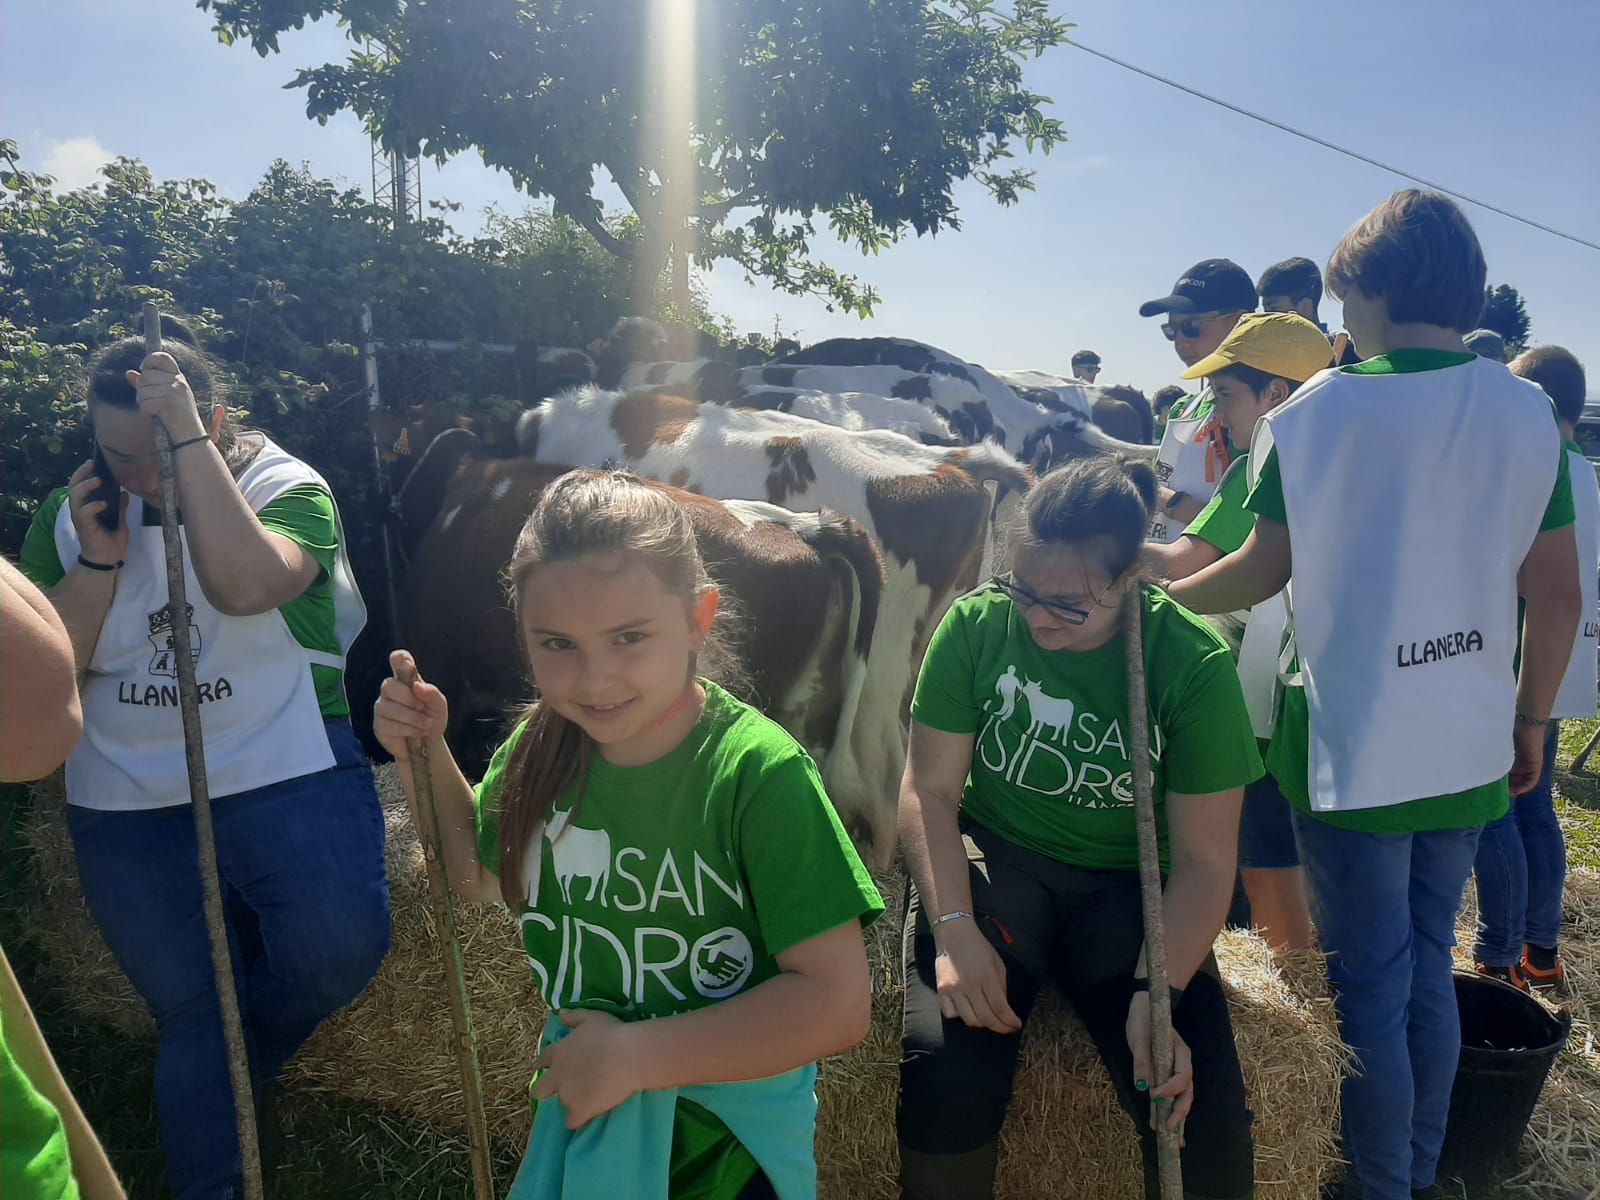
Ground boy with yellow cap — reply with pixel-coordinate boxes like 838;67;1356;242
1147;311;1334;952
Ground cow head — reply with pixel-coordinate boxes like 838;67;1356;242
369;402;475;465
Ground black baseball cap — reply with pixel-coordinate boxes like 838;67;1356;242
1139;259;1257;318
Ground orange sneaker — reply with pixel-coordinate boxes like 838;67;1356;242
1473;960;1529;991
1519;945;1567;994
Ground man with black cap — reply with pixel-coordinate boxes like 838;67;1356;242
1070;349;1101;383
1140;258;1258;543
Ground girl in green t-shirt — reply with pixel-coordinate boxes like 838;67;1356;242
374;469;880;1200
897;456;1259;1200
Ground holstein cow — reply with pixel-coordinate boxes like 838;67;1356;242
396;434;890;854
619;358;957;444
515;386;1036;862
1101;384;1155;445
768;337;1142;469
992;369;1096;422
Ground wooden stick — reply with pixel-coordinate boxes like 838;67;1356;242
142;302;263;1199
1571;722;1600;774
1122;584;1183;1200
395;660;495;1200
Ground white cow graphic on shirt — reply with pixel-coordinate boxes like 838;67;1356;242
550;823;613;905
1019;679;1076;745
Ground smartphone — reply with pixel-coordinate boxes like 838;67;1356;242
89;448;122;532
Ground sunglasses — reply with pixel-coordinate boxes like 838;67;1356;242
1160;313;1224;342
990;574;1117;626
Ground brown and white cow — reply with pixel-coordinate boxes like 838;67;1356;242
619;357;957;445
396;436;890;853
515;386;1036;861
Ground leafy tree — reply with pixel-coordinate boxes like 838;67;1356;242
1480;283;1531;355
198;0;1071;316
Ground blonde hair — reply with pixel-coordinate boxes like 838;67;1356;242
492;469;737;906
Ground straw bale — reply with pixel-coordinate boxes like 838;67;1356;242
25;766;1349;1197
19;771;153;1041
815;872;1344;1200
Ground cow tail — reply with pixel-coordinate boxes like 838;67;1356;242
1066;413;1147;457
953;444;1035;504
804;512;884;798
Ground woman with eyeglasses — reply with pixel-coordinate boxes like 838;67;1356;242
894;455;1260;1200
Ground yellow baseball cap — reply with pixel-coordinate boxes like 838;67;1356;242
1180;311;1336;382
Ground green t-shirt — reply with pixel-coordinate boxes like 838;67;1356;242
474;681;882;1199
1244;349;1575;832
910;582;1263;871
20;483;350;718
1184;457;1253;555
0;1008;79;1200
1169;390;1212;424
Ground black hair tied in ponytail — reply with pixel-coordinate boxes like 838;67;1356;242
1011;454;1156;579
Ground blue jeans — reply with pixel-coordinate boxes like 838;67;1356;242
1472;722;1565;965
1291;810;1482;1200
68;720;390;1200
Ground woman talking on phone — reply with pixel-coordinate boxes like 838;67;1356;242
19;319;390;1200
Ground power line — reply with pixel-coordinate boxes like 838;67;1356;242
1067;40;1600;255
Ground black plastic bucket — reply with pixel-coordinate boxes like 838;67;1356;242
1436;970;1571;1185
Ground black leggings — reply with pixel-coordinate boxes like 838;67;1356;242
897;821;1254;1199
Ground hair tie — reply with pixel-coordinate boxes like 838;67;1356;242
170;434;211;452
77;554;122;572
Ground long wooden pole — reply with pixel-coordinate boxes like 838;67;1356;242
1571;722;1600;773
395;660;495;1200
142;302;263;1199
1122;584;1183;1200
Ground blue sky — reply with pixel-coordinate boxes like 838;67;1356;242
5;0;1598;397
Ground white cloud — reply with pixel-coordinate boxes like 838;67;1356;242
41;136;115;192
1047;153;1113;179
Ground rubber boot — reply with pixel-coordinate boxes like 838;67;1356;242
898;1140;1000;1200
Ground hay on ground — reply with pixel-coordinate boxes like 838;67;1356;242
27;766;1351;1197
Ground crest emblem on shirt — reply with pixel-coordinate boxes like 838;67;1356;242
147;603;201;679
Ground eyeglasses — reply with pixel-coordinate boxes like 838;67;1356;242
1160;313;1224;342
990;574;1117;626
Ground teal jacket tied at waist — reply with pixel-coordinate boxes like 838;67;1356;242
509;1012;820;1200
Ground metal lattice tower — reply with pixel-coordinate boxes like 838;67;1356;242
371;140;422;225
366;36;422;224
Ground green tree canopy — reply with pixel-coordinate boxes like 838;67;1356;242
198;0;1071;315
1479;283;1532;355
